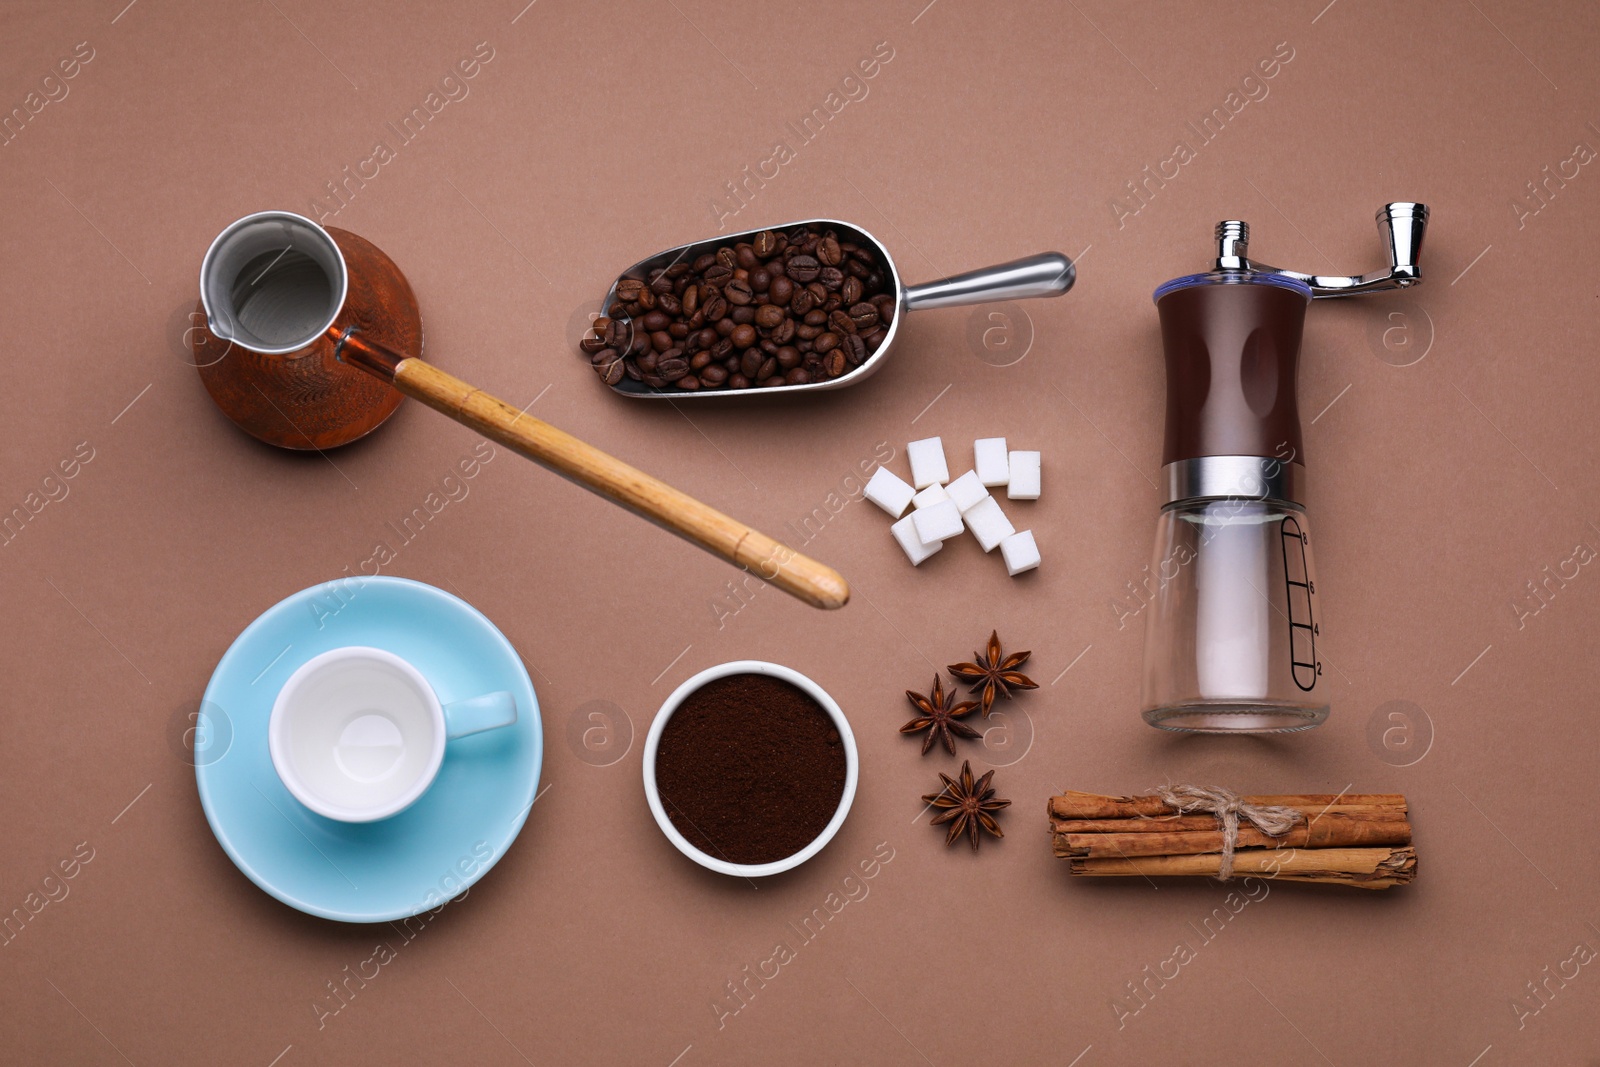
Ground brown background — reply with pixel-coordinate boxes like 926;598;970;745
3;0;1599;1063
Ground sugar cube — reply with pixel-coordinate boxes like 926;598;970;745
974;438;1009;486
891;513;943;565
864;466;916;518
1007;450;1041;500
1000;530;1040;575
907;437;949;489
964;495;1015;552
912;483;950;509
911;499;964;543
945;470;989;512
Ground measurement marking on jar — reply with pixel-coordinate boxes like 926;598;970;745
1280;516;1318;691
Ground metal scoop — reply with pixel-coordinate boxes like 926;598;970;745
595;218;1075;398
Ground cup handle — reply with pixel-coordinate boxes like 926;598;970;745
442;692;518;739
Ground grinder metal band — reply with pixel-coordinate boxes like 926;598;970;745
1162;456;1305;507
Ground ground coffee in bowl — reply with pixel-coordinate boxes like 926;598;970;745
650;668;853;871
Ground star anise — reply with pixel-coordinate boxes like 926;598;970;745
923;759;1011;852
948;630;1037;717
900;674;981;756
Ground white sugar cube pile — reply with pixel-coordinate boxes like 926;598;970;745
871;434;1045;576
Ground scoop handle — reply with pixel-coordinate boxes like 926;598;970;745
903;252;1075;311
333;327;849;610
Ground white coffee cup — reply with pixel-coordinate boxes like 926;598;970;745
268;646;517;822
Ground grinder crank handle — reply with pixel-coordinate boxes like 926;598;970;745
1219;202;1431;299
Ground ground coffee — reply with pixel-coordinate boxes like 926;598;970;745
654;673;847;866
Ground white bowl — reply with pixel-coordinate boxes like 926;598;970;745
643;660;859;877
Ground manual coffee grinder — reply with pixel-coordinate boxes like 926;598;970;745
1140;203;1429;733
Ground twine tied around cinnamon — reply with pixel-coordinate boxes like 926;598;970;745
1154;785;1305;880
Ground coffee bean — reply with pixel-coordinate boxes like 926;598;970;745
651;330;673;352
636;287;657;310
703;294;728;321
769;276;794;304
768;317;795;344
657;357;689;381
692;253;717;272
784;368;811;385
724;279;754;305
864;327;887;350
700;365;728;385
642;310;670;331
681;285;699;316
803;309;828;327
758;356;777;380
841;276;863;305
843;333;868;365
849;302;879;330
676;375;700;390
755;304;785;329
579;329;608;354
703;264;733;287
715;247;737;270
729;373;751;389
731;324;757;349
823;349;847;377
740;349;764;377
814;331;841;353
753;230;779;258
829;310;857;335
615;279;645;301
786;255;820;282
776;346;801;369
789;288;815;315
712;337;735;360
816;236;841;266
657;293;682;316
819;266;844;291
690;350;714;371
735;244;760;270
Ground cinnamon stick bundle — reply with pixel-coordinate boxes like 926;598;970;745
1050;790;1415;890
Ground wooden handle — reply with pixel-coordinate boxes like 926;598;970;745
390;358;850;610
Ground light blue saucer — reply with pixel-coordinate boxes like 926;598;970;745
195;577;541;923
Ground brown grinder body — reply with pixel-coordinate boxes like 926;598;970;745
1156;280;1311;471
